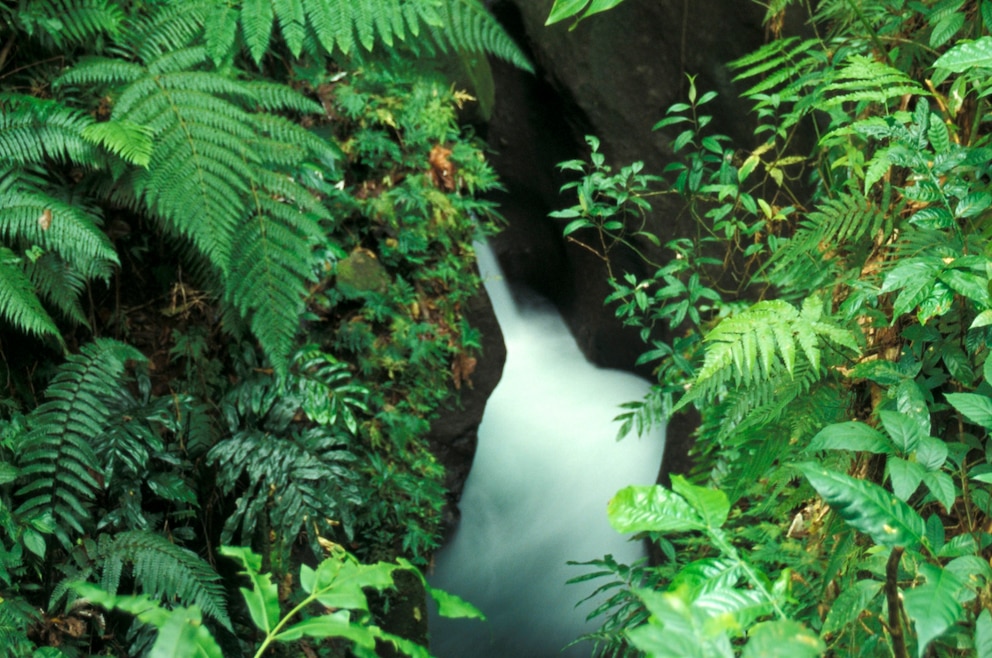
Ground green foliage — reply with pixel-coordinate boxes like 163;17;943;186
74;544;481;658
0;0;515;653
549;1;992;657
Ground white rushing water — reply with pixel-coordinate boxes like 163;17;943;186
428;242;666;657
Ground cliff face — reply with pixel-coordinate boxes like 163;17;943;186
482;0;768;477
430;0;774;509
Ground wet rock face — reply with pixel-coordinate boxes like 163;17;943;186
486;0;767;366
482;0;768;477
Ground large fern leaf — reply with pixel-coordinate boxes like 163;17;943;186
0;248;62;343
57;33;328;373
676;296;860;411
15;339;145;549
210;0;531;71
99;531;231;629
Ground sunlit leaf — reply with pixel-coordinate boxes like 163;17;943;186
608;485;704;534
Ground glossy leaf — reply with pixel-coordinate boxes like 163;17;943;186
796;464;925;548
671;475;730;529
933;36;992;72
806;422;892;454
274;612;376;647
976;609;992;658
946;392;992;429
426;584;486;620
902;563;964;657
608;484;704;534
886;456;925;500
879;410;923;453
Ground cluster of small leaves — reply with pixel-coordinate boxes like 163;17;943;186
550;1;992;657
0;0;520;654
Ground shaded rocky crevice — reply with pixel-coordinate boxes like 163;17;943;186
429;0;776;520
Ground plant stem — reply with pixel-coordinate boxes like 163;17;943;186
885;547;908;658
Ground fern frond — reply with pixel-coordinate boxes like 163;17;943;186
0;248;62;343
102;531;231;629
14;0;123;47
677;296;860;412
0;95;96;166
0;184;118;279
822;55;927;109
429;0;533;72
25;253;88;327
767;191;888;289
223;0;531;70
226;194;320;374
15;339;146;549
208;426;360;557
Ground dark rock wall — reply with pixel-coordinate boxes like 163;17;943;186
483;0;769;477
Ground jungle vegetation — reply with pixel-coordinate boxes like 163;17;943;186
547;0;992;656
0;0;527;654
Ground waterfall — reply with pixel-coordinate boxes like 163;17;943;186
428;242;666;657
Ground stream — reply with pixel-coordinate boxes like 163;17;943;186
428;242;666;657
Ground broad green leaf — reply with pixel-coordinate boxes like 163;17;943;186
886;456;925;500
672;475;729;529
985;352;992;384
820;579;881;636
545;0;590;25
922;471;956;513
953;192;992;221
882;259;941;318
670;559;742;598
933;36;992;72
608;485;704;534
895;380;931;436
902;563;964;658
582;0;626;20
743;620;825;658
694;588;771;632
628;589;733;658
220;546;280;633
21;528;46;558
796;463;925;548
945;556;991;600
930;11;965;48
946;392;992;429
927;114;951;154
807;422;893;454
148;607;224;658
914;437;948;471
274;611;376;647
311;560;395;611
940;268;991;308
976;609;992;658
879;410;923;453
426;584;485;620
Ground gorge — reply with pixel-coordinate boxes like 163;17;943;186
428;243;666;657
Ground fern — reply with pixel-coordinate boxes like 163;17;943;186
208;426;361;563
0;248;62;343
14;339;146;549
9;0;124;47
766;191;888;295
676;296;860;412
821;55;926;110
99;531;231;629
207;0;532;71
56;18;334;374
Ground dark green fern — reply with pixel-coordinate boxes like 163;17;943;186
14;339;145;549
206;0;532;71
